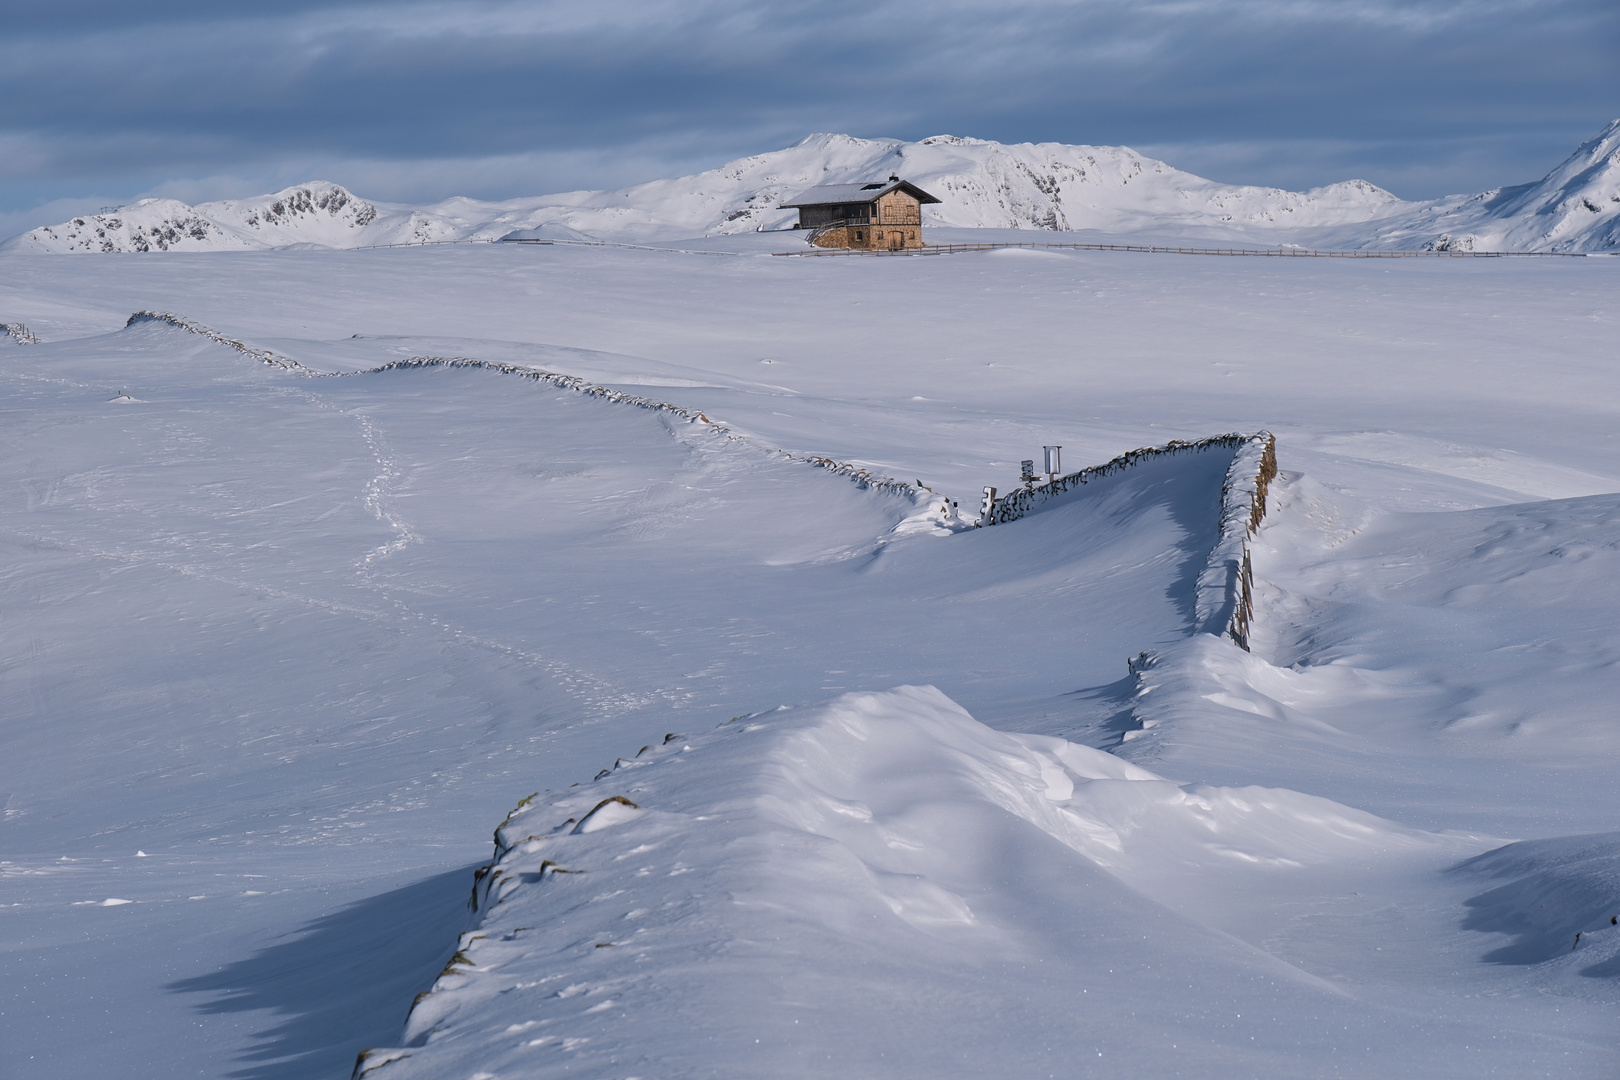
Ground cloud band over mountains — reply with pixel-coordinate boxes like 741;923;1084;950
3;0;1617;231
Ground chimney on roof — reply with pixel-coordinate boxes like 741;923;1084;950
889;174;899;182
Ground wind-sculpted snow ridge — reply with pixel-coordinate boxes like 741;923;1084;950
348;356;925;500
2;321;38;344
1451;833;1620;975
353;685;1452;1080
983;432;1276;649
123;311;319;373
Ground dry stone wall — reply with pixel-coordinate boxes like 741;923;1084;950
125;311;317;372
354;357;924;498
123;310;1276;647
982;432;1276;650
124;312;922;501
1195;433;1277;650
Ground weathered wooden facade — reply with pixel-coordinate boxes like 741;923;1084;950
779;176;941;250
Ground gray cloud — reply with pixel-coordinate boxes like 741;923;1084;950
3;0;1616;228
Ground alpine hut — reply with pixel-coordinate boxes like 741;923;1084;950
779;175;941;250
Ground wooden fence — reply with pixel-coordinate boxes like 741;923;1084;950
777;241;1587;259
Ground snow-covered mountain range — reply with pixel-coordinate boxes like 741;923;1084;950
12;121;1620;253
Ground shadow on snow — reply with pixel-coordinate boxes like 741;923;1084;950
168;865;480;1080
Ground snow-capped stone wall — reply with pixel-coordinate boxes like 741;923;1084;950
3;321;39;344
121;313;928;506
124;311;317;371
979;432;1276;650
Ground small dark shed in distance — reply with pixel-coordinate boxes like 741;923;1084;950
779;176;941;250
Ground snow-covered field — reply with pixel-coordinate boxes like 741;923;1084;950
10;119;1620;255
2;236;1619;1078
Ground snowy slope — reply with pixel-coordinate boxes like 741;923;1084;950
13;122;1619;253
361;687;1501;1080
1325;119;1620;253
3;241;1620;1078
0;316;1283;1078
1121;476;1620;836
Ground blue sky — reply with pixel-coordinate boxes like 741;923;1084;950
2;0;1616;234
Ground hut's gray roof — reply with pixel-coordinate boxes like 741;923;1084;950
779;178;941;209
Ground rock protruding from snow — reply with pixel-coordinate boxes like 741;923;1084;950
19;183;382;253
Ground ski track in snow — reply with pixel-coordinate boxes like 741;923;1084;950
343;395;681;723
86;316;943;723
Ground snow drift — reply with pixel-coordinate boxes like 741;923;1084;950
356;685;1459;1080
1454;833;1620;972
13;122;1620;253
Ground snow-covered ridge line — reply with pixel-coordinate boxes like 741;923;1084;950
124;311;318;373
3;321;39;344
350;357;924;499
20;121;1620;252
